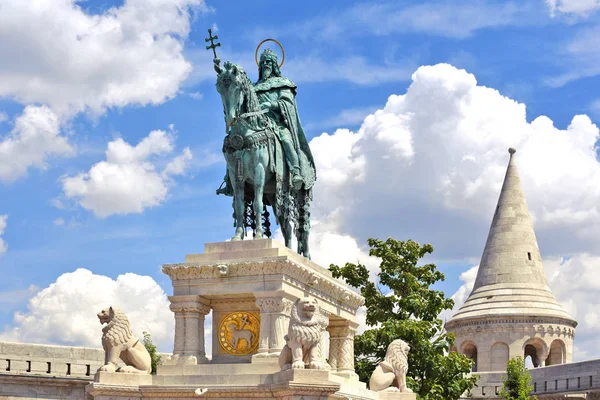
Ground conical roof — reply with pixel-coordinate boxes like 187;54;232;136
448;148;576;326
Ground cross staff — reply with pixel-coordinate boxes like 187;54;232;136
205;28;221;59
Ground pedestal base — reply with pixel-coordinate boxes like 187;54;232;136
86;372;153;400
162;354;198;366
93;371;152;385
377;392;417;400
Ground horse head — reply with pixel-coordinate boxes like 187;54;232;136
216;61;257;131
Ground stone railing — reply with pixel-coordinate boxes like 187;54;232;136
0;341;105;378
530;359;600;397
464;359;600;398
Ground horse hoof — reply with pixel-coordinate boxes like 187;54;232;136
255;232;264;239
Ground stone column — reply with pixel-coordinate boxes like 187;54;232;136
328;321;358;379
255;297;293;357
168;295;210;364
538;347;550;368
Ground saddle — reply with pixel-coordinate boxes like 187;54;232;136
222;130;274;153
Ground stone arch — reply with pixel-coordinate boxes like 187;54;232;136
523;338;548;368
546;339;566;366
490;342;509;371
461;341;478;372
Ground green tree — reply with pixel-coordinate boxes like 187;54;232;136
142;331;161;375
499;357;537;400
329;238;477;400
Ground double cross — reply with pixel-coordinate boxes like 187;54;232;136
205;28;221;59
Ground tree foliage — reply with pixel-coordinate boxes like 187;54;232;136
499;357;537;400
142;331;161;375
329;238;477;400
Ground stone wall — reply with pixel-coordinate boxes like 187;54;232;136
0;341;105;378
0;341;103;399
464;359;600;398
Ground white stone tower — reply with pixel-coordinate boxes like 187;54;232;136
445;148;577;372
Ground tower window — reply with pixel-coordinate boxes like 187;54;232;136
527;252;532;261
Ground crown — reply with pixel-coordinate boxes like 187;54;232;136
260;48;278;63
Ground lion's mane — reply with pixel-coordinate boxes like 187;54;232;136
287;298;328;346
101;307;133;348
384;339;409;375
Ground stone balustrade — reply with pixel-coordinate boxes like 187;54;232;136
0;341;104;379
465;359;600;398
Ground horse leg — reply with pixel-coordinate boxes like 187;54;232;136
283;220;292;248
296;190;311;259
232;179;245;241
253;163;265;239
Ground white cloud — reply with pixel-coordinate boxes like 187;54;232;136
308;63;600;261
163;148;193;176
62;128;192;218
301;62;600;361
53;218;65;226
0;215;7;253
0;112;7;122
0;0;209;183
439;265;478;323
0;106;74;182
0;268;174;351
543;254;600;360
0;0;209;117
189;92;204;100
546;25;600;87
546;0;600;16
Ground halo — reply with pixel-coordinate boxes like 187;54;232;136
255;38;285;68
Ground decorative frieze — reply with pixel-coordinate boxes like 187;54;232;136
452;322;575;339
162;260;364;312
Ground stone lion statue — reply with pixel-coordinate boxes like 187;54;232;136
97;307;152;374
279;297;329;370
369;339;412;393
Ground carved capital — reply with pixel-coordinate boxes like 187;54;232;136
328;325;356;339
256;298;293;313
163;260;365;313
170;302;211;315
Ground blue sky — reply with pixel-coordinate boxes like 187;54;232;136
1;0;600;356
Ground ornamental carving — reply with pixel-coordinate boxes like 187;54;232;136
218;311;260;356
162;260;364;312
328;326;356;339
169;302;211;315
256;298;293;313
452;322;575;339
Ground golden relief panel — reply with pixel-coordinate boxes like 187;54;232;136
218;311;260;356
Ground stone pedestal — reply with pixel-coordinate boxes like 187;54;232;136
377;392;417;400
86;372;152;400
162;239;364;364
88;239;376;400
